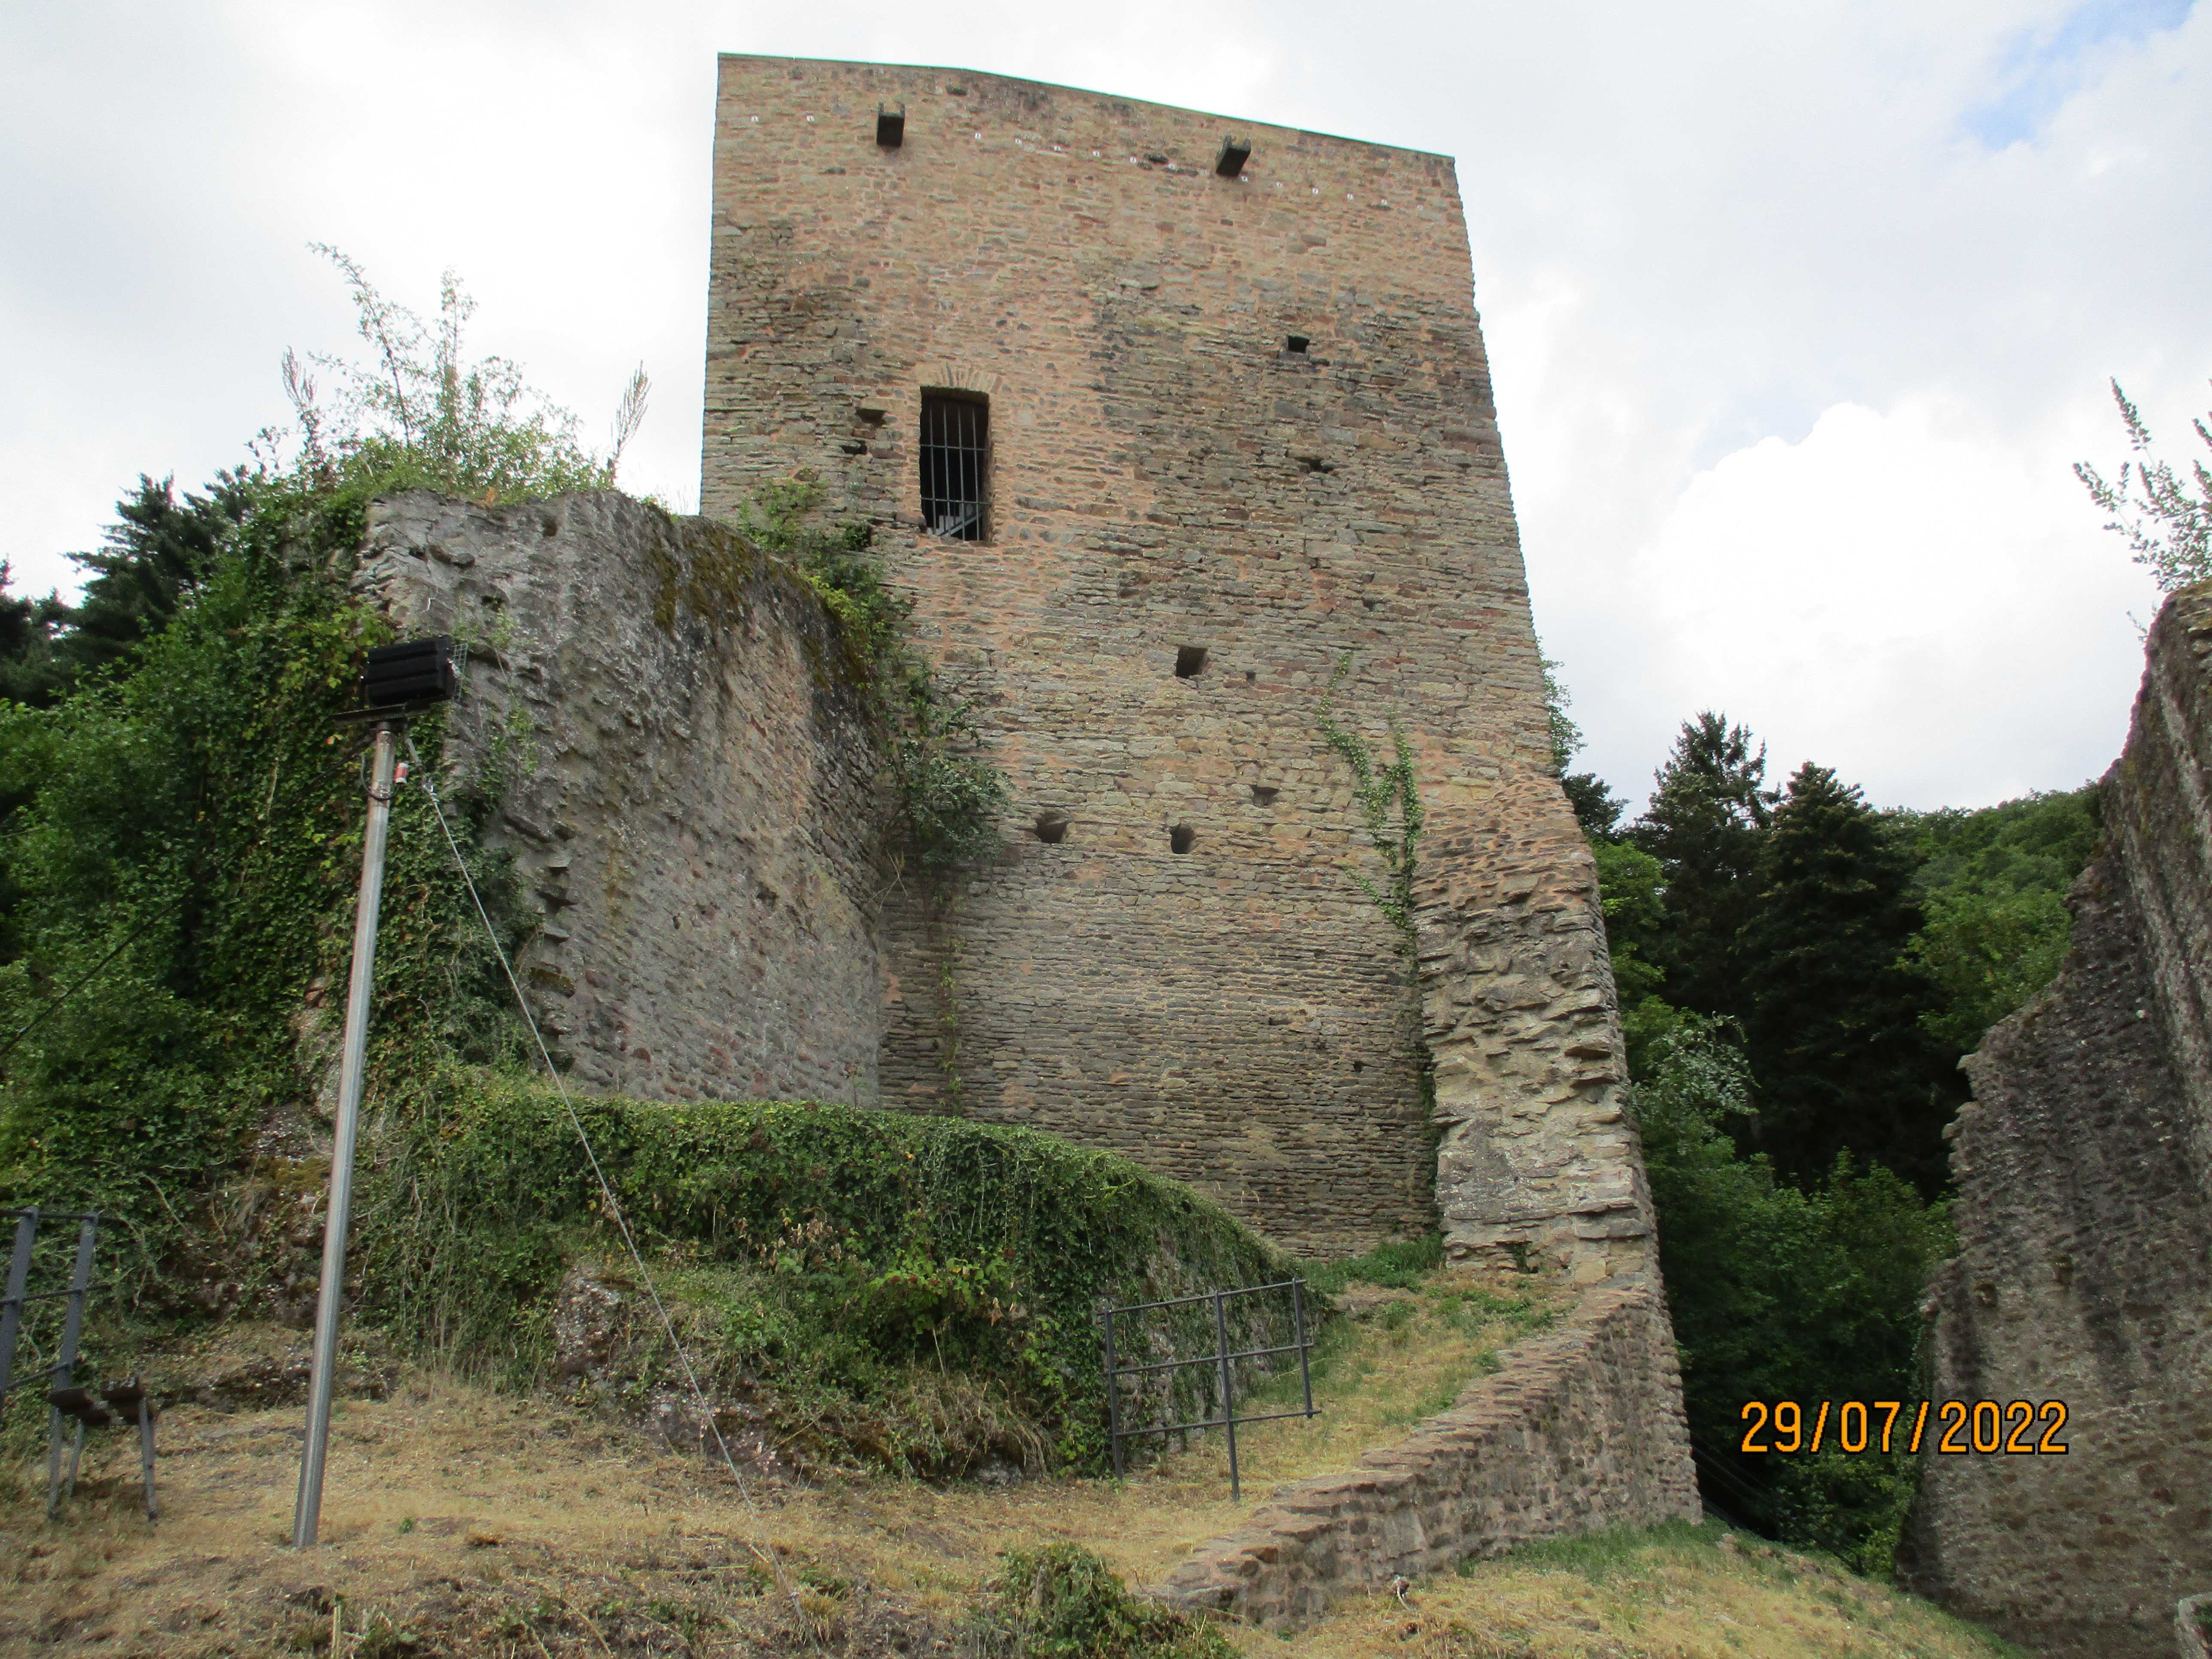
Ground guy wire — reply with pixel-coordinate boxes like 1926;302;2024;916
401;734;820;1647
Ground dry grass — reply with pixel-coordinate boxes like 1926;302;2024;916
0;1269;2019;1658
1285;1525;2030;1659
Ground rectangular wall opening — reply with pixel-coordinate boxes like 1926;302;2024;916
921;393;989;540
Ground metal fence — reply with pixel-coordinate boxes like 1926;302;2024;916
0;1207;158;1519
1100;1278;1317;1501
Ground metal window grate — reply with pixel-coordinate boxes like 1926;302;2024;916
921;394;988;540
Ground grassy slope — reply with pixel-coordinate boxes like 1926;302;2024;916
0;1265;2021;1658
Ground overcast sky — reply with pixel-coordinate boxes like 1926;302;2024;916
4;0;2206;812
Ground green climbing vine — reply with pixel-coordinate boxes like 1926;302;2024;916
932;913;968;1115
1316;653;1438;1144
358;1069;1295;1476
1316;653;1424;950
735;479;1009;875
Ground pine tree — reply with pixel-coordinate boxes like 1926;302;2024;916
1737;763;1960;1192
57;471;255;682
1627;712;1775;1019
0;564;70;708
1563;771;1626;840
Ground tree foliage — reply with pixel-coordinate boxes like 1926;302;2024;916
1736;764;1960;1193
0;251;652;1311
1538;640;1626;839
1626;712;1775;1021
1;249;647;717
1634;1016;1951;1574
2075;376;2212;592
1563;684;2102;1574
1899;787;2100;1050
0;565;68;709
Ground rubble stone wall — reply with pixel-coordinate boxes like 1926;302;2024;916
701;55;1659;1269
354;491;891;1107
1902;581;2212;1659
1158;1285;1700;1630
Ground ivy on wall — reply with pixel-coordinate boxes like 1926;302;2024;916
1316;654;1439;1141
1317;653;1424;951
735;478;1010;876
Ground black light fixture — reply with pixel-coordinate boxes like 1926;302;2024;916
360;637;459;711
1216;137;1251;177
877;104;905;147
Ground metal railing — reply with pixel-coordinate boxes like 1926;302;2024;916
1100;1278;1317;1501
1;1208;158;1520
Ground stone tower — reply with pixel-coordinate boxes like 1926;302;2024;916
693;55;1653;1272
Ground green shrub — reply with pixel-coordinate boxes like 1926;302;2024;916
962;1544;1232;1659
358;1069;1292;1474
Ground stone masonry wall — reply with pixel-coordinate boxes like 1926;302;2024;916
1158;1285;1699;1630
1902;581;2212;1659
1417;778;1657;1283
701;55;1662;1270
353;491;890;1106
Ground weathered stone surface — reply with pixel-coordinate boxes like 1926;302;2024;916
1155;1285;1698;1630
1902;581;2212;1659
355;491;891;1109
700;55;1663;1278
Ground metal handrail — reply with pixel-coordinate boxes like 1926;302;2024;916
1100;1276;1318;1501
1106;1278;1310;1317
1106;1338;1312;1379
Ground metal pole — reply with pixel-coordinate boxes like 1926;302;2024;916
1102;1307;1124;1479
294;720;398;1549
0;1208;36;1401
137;1396;157;1520
1293;1279;1313;1420
1212;1288;1239;1503
46;1216;97;1519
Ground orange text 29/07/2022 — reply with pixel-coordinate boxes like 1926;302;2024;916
1738;1400;2069;1455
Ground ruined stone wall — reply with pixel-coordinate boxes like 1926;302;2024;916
1902;581;2212;1659
353;491;890;1106
702;56;1656;1271
1159;1285;1699;1630
1417;784;1656;1283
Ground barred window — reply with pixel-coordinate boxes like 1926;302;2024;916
920;393;989;540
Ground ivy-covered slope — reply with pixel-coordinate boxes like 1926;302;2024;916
360;1068;1292;1475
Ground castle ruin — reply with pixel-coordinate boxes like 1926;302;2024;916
347;55;1701;1616
1903;580;2212;1659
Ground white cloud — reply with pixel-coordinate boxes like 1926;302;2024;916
2;0;2207;812
1613;395;2157;809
